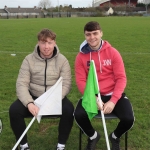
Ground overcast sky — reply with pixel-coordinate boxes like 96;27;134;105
0;0;93;8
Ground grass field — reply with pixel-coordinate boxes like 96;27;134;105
0;17;150;150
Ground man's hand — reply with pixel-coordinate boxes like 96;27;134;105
103;101;115;114
27;103;39;116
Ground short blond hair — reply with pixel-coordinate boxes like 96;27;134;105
37;28;56;41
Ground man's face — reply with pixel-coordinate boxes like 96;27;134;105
85;30;103;50
38;38;56;59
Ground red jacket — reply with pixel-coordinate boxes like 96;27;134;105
75;40;126;104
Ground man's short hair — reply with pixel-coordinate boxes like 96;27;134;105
37;28;56;41
84;21;101;32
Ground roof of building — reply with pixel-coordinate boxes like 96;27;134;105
3;6;42;13
0;9;7;13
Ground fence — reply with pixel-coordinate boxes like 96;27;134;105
0;11;99;19
0;10;149;19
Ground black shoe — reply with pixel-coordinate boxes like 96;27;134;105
85;132;100;150
24;148;30;150
109;133;120;150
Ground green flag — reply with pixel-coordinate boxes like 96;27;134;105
82;60;99;120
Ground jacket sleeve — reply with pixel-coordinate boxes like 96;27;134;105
75;53;87;95
16;57;34;107
59;57;72;99
110;49;127;104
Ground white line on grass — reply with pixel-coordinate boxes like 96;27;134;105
0;111;9;114
0;51;150;55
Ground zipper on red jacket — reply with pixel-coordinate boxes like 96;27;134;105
44;59;47;92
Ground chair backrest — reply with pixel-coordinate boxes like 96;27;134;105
94;111;118;120
25;115;59;119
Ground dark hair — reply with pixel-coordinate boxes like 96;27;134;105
84;21;101;32
37;28;56;41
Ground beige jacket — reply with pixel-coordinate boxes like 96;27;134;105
16;45;71;106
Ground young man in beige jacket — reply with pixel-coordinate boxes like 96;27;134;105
9;29;74;150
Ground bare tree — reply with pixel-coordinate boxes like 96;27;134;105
38;0;51;9
144;0;150;14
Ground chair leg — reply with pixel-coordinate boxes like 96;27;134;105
125;132;128;150
79;128;82;150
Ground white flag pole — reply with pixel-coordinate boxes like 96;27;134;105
12;117;36;150
92;60;110;150
97;94;110;150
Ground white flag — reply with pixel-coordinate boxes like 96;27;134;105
34;77;62;123
12;77;63;150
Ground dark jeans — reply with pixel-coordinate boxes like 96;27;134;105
9;96;74;145
74;93;135;138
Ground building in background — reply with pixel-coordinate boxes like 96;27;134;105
93;0;138;7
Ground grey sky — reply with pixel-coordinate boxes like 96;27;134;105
0;0;93;8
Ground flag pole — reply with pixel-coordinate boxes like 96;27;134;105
12;116;36;150
97;94;110;150
92;60;110;150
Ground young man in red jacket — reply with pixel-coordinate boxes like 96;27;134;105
74;21;134;150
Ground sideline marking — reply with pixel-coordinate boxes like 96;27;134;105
0;51;150;55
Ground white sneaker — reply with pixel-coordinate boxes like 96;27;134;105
20;145;30;150
56;147;65;150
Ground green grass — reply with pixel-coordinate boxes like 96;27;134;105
0;17;150;149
